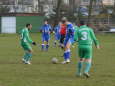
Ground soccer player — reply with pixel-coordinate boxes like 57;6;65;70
59;18;67;48
40;20;52;51
62;19;74;64
20;24;36;64
54;22;61;47
74;21;100;78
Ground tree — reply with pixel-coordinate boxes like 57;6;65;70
88;0;94;23
56;0;62;21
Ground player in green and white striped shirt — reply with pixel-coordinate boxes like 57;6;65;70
74;21;100;78
20;24;36;64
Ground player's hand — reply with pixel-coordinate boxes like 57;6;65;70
96;45;100;49
32;42;36;46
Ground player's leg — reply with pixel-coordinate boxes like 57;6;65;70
83;58;92;78
59;34;65;49
22;44;33;64
77;47;84;76
41;34;45;51
62;39;71;64
83;46;92;78
77;58;84;76
25;49;33;64
54;34;57;47
45;34;50;51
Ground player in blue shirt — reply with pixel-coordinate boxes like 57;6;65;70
54;22;61;47
40;20;52;51
62;19;74;64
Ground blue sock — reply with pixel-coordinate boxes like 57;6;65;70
64;52;67;61
46;44;49;51
84;62;91;73
66;50;70;60
41;44;45;51
64;49;70;61
77;62;83;75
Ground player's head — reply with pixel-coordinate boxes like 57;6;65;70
58;21;62;25
44;20;48;24
61;17;67;24
79;21;85;26
26;24;32;30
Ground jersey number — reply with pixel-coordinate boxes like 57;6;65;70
81;32;88;40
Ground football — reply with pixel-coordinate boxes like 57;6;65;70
51;57;58;64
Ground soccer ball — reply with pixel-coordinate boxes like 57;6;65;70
51;57;58;64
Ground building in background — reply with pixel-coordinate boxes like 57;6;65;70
103;0;114;5
0;0;38;13
0;0;114;13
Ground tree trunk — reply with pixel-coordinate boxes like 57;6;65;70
113;0;115;15
56;0;62;22
88;0;94;24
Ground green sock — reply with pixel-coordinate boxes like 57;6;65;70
84;62;91;73
77;62;83;75
23;52;28;60
26;53;32;62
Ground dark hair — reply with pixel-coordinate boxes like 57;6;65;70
44;19;48;22
26;24;31;27
80;21;85;25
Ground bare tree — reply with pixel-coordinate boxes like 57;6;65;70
56;0;62;21
88;0;94;23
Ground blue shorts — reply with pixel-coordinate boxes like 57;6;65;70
64;37;74;46
42;34;50;42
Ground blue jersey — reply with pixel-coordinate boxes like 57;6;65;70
64;23;74;46
41;24;52;42
66;23;74;38
54;25;60;40
54;25;60;35
41;24;51;35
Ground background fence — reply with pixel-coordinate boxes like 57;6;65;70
0;15;44;33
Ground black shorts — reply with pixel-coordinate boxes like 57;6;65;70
60;34;65;44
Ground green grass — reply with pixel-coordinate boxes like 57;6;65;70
0;33;115;86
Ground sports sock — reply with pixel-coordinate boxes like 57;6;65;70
46;44;49;51
41;44;45;51
77;61;83;75
23;52;28;61
64;49;70;61
84;62;91;73
25;53;32;62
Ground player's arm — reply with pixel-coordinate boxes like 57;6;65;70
40;26;43;33
90;29;100;49
49;25;52;33
25;31;36;45
74;29;78;42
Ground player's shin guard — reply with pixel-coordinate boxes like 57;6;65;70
25;53;32;62
23;52;28;60
84;62;91;73
54;41;56;47
41;44;45;51
46;44;49;51
64;49;70;61
77;62;83;75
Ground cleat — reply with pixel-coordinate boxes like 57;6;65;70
76;73;82;77
83;73;90;78
66;59;70;63
25;61;31;64
22;58;26;63
61;61;67;64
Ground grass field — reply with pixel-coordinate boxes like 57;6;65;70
0;33;115;86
